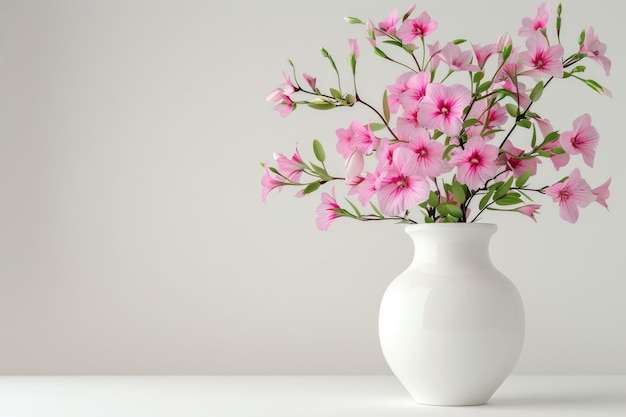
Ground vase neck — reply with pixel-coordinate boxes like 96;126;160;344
405;224;497;267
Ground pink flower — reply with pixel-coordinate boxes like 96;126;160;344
377;8;398;35
366;19;377;47
398;71;431;112
418;83;471;137
273;146;307;182
532;116;554;139
448;137;500;190
515;204;542;222
560;113;599;167
396;108;420;134
499;140;539;178
581;26;611;76
533;118;570;171
542;137;570;171
592;178;611;209
375;138;400;168
500;78;531;109
520;33;564;78
440;42;481;72
348;38;360;59
261;163;285;203
345;150;365;185
375;149;430;216
266;73;296;102
496;46;523;83
348;170;380;206
427;41;442;71
315;187;341;231
335;120;377;158
397;11;438;44
545;168;595;223
303;73;317;90
273;94;295;118
518;1;551;36
465;101;509;139
387;72;414;114
472;42;497;69
397;127;449;177
496;32;512;53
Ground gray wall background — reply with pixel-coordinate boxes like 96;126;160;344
1;0;624;374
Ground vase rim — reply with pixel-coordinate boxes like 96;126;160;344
404;223;498;232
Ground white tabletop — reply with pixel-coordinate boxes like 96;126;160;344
0;375;624;417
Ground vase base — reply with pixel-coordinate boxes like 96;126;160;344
414;400;488;407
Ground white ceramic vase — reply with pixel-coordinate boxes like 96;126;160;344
379;223;525;406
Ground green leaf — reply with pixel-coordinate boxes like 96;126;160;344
310;162;328;177
382;39;403;48
446;204;464;219
493;176;514;201
451;180;467;204
302;182;321;195
443;143;457;159
473;72;484;83
479;190;494;211
501;44;513;61
536;149;551;157
525;110;539;118
442;215;459;223
489;181;504;191
344;198;361;217
383;89;390;123
578;29;586;47
308;102;336;110
427;191;440;208
369;201;384;218
515;170;532;188
373;47;388;58
369;122;386;131
330;88;343;100
541;131;560;146
424;216;434;223
481;128;505;137
494;192;523;206
438;203;463;219
584;79;607;94
516;119;532;129
312;139;326;163
452;39;466;45
476;80;492;94
505;103;519;117
529;81;544;102
463;118;479;128
344;16;363;24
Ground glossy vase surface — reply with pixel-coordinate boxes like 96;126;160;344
378;223;525;406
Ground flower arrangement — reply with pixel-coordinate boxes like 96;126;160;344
261;2;611;230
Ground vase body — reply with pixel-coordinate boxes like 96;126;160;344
379;223;525;406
